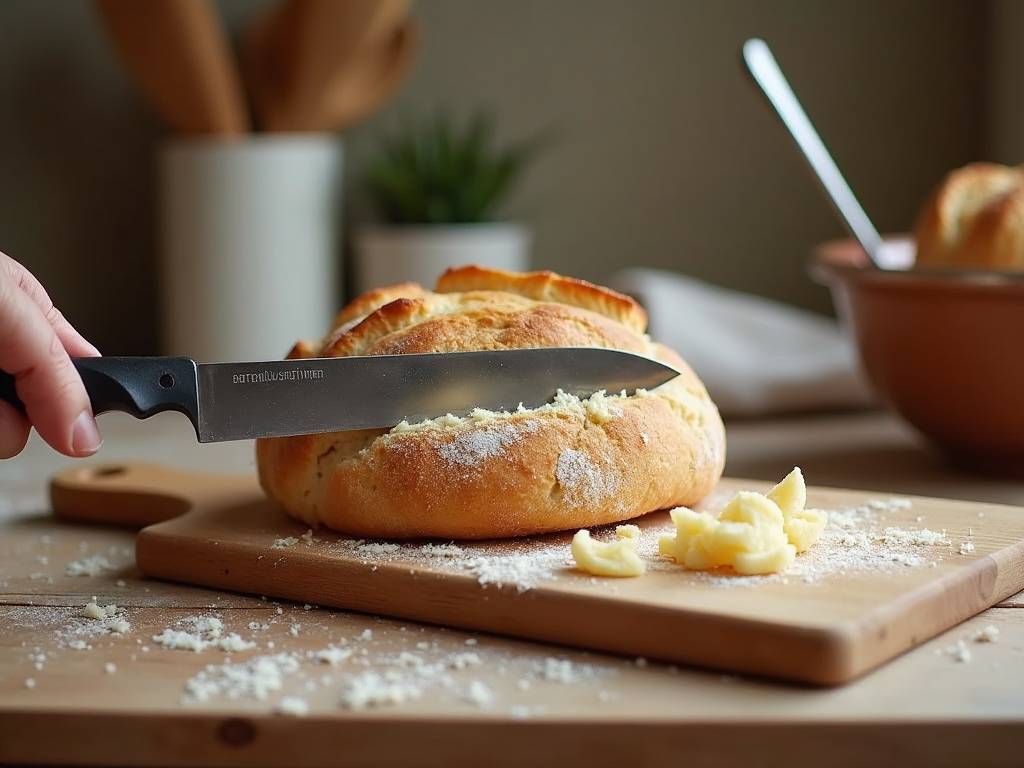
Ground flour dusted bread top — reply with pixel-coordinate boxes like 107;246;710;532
256;266;726;539
914;162;1024;269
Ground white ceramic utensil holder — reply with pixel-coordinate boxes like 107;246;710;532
353;223;530;294
159;136;342;362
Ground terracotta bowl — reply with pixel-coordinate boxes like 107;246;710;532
810;236;1024;475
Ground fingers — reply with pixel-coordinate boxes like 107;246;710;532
0;253;102;458
13;261;101;358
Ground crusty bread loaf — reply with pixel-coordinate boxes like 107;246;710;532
914;162;1024;269
256;266;726;539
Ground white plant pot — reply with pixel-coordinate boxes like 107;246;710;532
353;223;531;295
159;136;343;362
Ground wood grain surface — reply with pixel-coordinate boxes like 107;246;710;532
3;412;1024;768
47;462;1024;685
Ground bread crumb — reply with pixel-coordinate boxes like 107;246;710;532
945;640;972;663
185;654;300;702
275;695;310;717
152;616;254;653
541;658;577;683
465;680;495;707
974;625;1000;643
104;663;117;674
24;678;36;689
314;646;352;666
449;652;482;669
338;671;423;710
82;600;118;620
65;555;115;577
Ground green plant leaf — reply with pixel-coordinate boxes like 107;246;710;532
363;110;545;225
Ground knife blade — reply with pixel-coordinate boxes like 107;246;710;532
0;348;679;442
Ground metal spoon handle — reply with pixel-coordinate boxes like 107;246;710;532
742;38;884;268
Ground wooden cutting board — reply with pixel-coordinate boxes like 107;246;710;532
49;462;1024;686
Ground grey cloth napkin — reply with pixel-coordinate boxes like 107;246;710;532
607;268;875;418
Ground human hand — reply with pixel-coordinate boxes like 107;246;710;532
0;251;102;458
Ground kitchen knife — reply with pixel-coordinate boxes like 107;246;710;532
0;348;678;442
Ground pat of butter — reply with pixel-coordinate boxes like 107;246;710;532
658;467;827;575
572;525;646;577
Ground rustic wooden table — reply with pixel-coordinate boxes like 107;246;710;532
1;409;1022;768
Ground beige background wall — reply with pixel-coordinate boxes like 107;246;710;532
0;0;992;354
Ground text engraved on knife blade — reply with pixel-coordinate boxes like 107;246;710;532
231;368;325;384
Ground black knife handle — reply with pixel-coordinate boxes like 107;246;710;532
0;357;201;434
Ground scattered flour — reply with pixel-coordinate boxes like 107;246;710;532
314;646;353;666
185;653;301;702
315;493;963;592
555;449;620;509
169;623;617;715
275;695;310;716
65;555;116;577
974;625;1000;643
436;421;540;467
152;616;255;653
646;496;959;586
944;640;972;663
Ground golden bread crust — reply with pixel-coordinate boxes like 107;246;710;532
256;266;726;539
914;162;1024;268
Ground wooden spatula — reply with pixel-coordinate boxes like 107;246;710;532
93;0;248;135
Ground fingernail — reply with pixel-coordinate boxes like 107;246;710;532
71;410;102;456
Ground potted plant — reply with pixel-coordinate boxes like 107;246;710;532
352;111;542;294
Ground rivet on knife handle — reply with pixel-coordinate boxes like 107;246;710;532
0;357;201;433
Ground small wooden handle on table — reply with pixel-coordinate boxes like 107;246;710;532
49;462;254;528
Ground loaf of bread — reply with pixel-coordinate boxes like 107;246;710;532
914;161;1024;268
256;266;726;539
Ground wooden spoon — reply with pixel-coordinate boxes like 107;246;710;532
238;1;290;132
312;17;419;133
285;0;411;131
241;0;412;132
93;0;248;135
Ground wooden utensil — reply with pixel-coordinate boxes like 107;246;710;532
314;18;419;133
93;0;248;135
241;0;412;132
49;462;1024;686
